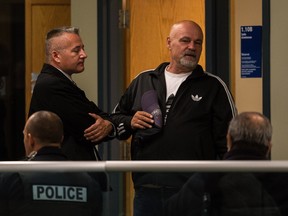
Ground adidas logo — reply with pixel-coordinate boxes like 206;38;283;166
191;94;202;101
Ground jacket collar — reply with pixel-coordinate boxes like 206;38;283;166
41;63;71;81
224;145;269;160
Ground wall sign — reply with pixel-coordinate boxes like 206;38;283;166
241;26;262;78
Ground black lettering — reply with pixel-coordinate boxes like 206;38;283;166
37;186;44;198
76;188;83;200
67;187;75;199
55;186;62;199
46;186;54;198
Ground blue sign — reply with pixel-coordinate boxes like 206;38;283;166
241;26;262;78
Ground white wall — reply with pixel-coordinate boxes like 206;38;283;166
270;0;288;160
71;0;98;103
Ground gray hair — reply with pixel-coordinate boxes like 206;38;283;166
45;26;80;62
228;112;272;147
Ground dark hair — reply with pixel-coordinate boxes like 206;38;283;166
26;111;63;144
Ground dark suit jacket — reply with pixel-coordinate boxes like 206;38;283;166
29;63;113;161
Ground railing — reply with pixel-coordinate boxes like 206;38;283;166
1;160;288;216
1;160;288;172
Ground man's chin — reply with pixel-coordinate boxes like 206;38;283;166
180;60;197;69
76;67;85;73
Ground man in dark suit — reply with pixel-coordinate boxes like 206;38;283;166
29;26;115;161
0;110;103;216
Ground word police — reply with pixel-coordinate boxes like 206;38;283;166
33;185;87;202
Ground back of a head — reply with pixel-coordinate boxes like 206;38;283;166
25;110;63;145
228;111;272;148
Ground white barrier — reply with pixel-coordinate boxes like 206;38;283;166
0;160;288;172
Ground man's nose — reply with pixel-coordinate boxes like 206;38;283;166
188;41;196;50
80;49;88;58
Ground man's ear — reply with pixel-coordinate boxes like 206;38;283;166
167;37;171;50
27;133;36;149
226;133;232;151
52;50;61;63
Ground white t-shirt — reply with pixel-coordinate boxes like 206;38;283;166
165;69;192;101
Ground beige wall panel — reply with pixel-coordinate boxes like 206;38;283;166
71;0;98;103
231;0;262;113
270;0;288;160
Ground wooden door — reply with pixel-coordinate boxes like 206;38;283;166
125;0;205;85
25;0;71;117
124;1;205;215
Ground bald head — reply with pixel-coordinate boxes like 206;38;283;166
169;20;203;40
23;111;64;155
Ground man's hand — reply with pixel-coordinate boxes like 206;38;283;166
84;113;113;142
131;111;154;130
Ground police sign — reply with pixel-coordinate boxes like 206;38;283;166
32;185;87;202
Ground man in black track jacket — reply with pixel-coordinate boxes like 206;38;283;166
111;20;237;216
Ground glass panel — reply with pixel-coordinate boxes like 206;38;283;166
1;161;288;215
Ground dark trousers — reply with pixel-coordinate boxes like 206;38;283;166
133;185;180;216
